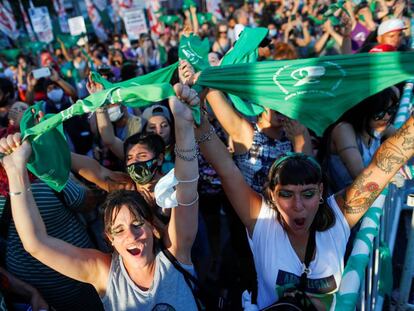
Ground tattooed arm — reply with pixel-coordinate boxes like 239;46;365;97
335;115;414;227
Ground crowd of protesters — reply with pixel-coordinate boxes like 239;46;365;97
0;0;413;310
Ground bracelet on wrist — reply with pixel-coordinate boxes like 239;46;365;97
9;187;32;197
174;144;199;161
196;125;215;144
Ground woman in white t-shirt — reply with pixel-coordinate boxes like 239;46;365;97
195;110;414;310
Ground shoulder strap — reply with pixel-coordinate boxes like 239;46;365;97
299;227;316;289
161;247;204;311
0;197;11;240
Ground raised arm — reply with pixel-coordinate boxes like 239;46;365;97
331;122;365;179
336;114;414;227
178;61;254;154
86;75;125;160
95;107;124;160
0;135;111;295
71;152;134;192
195;111;262;236
164;84;199;264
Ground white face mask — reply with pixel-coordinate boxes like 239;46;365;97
107;105;124;122
47;88;64;103
170;40;177;47
269;29;277;38
74;60;86;70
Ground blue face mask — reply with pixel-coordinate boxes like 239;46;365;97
127;158;159;185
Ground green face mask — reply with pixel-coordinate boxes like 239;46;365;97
127;158;159;185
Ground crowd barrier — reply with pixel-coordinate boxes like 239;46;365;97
334;79;414;311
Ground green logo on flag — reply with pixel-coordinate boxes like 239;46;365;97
273;62;346;100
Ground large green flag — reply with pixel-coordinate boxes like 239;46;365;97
197;51;414;136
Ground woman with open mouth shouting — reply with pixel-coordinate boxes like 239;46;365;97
0;83;200;311
195;103;414;310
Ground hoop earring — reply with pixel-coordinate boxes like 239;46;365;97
319;197;324;204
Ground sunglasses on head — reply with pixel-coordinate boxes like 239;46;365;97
372;105;398;121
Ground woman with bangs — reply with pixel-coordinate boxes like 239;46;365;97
0;84;201;311
194;104;414;310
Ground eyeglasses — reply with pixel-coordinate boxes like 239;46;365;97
372;105;398;121
219;30;227;34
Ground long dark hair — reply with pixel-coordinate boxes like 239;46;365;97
263;154;335;232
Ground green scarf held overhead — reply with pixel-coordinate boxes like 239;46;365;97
56;34;82;49
91;62;179;89
197;51;414;136
23;41;47;55
182;0;197;10
197;13;214;25
20;102;71;192
22;82;201;190
159;15;182;26
220;27;269;116
0;49;20;63
179;34;210;72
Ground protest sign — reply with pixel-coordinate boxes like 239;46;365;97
29;6;54;43
123;8;148;40
68;16;87;36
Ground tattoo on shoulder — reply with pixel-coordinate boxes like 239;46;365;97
374;141;408;174
343;171;380;215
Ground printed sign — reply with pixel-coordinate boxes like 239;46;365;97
28;6;53;43
68;16;87;36
123;8;148;40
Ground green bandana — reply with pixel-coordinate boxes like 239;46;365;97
159;15;182;26
197;12;214;25
0;49;20;62
179;34;210;72
197;51;414;136
182;0;197;10
20;102;71;191
220;27;269;116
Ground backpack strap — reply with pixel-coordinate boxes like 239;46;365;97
161;246;205;311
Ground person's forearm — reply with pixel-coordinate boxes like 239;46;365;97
25;87;35;105
329;30;344;47
71;152;109;191
6;166;47;255
56;77;77;101
95;108;124;159
314;32;330;54
292;129;313;155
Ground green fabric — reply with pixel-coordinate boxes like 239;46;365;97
183;0;197;10
308;15;325;25
220;27;269;116
0;49;20;62
91;62;179;89
197;51;414;136
23;41;47;54
21;83;200;189
56;34;82;48
378;242;393;297
179;34;210;72
20;102;70;192
159;15;182;26
197;13;214;25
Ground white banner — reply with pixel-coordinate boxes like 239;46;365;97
28;6;53;43
68;16;87;36
123;8;148;40
207;0;223;20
